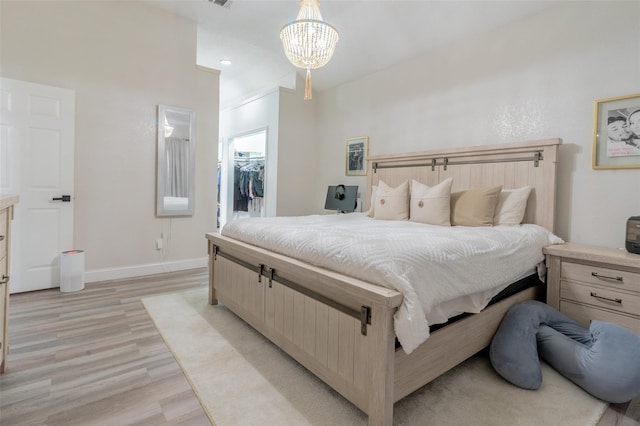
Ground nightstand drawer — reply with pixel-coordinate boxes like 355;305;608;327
561;261;640;292
560;300;640;335
561;281;640;317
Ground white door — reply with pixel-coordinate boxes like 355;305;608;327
0;78;75;293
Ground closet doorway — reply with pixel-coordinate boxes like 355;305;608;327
219;128;267;229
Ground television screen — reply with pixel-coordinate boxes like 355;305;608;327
324;185;358;213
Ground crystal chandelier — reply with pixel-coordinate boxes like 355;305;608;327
280;0;339;100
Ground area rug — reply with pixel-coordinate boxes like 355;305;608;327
142;288;608;426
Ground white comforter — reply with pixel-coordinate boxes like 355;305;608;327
221;213;563;354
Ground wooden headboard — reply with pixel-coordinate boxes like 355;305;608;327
365;138;561;232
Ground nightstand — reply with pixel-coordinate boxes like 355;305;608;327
0;194;18;373
544;243;640;335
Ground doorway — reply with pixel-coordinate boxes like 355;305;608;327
0;78;75;293
218;128;267;229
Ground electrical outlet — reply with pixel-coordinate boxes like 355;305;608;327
156;238;163;250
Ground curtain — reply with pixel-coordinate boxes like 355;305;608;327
165;136;190;197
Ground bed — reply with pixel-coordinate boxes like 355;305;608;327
205;138;562;425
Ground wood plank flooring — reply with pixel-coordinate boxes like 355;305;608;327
0;269;638;425
0;269;211;425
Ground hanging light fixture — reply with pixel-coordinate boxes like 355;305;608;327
280;0;339;100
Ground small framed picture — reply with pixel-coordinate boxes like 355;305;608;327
592;93;640;169
345;136;368;176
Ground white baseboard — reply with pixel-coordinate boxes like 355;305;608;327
85;257;208;283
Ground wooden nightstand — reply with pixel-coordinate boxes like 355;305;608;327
544;243;640;335
0;194;18;373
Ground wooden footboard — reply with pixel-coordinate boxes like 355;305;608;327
208;234;402;422
207;234;542;425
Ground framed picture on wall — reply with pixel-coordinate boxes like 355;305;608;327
592;93;640;169
345;136;369;176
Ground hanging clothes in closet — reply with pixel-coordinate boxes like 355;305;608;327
234;157;264;216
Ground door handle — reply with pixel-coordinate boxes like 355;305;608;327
52;195;71;202
0;275;9;285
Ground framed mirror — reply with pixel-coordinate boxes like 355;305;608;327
156;104;195;217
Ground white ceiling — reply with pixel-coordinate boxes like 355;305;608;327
146;0;560;108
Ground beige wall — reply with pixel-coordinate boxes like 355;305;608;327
1;1;220;280
276;79;318;216
314;1;640;249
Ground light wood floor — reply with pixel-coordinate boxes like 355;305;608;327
0;269;211;425
0;269;638;425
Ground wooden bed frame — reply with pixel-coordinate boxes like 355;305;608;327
206;138;561;425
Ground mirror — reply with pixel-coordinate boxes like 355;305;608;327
156;104;195;217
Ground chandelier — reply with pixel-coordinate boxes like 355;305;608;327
280;0;339;100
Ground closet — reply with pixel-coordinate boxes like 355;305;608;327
219;129;267;228
233;154;265;219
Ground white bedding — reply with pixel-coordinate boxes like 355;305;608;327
221;213;564;354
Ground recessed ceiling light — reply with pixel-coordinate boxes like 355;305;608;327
220;59;232;66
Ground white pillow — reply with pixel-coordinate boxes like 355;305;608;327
409;178;453;226
494;186;532;226
367;185;378;218
373;180;409;220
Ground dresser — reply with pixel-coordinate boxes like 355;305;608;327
544;243;640;335
0;194;18;374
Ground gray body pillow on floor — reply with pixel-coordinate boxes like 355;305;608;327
490;300;640;403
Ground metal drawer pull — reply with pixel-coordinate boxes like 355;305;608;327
591;272;623;282
590;292;622;304
0;275;8;285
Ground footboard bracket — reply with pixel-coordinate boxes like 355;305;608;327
360;306;371;335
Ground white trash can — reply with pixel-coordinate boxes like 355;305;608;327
60;250;85;292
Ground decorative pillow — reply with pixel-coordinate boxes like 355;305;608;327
373;180;409;221
409;178;453;226
367;185;378;218
450;185;502;226
490;300;640;403
494;186;532;226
